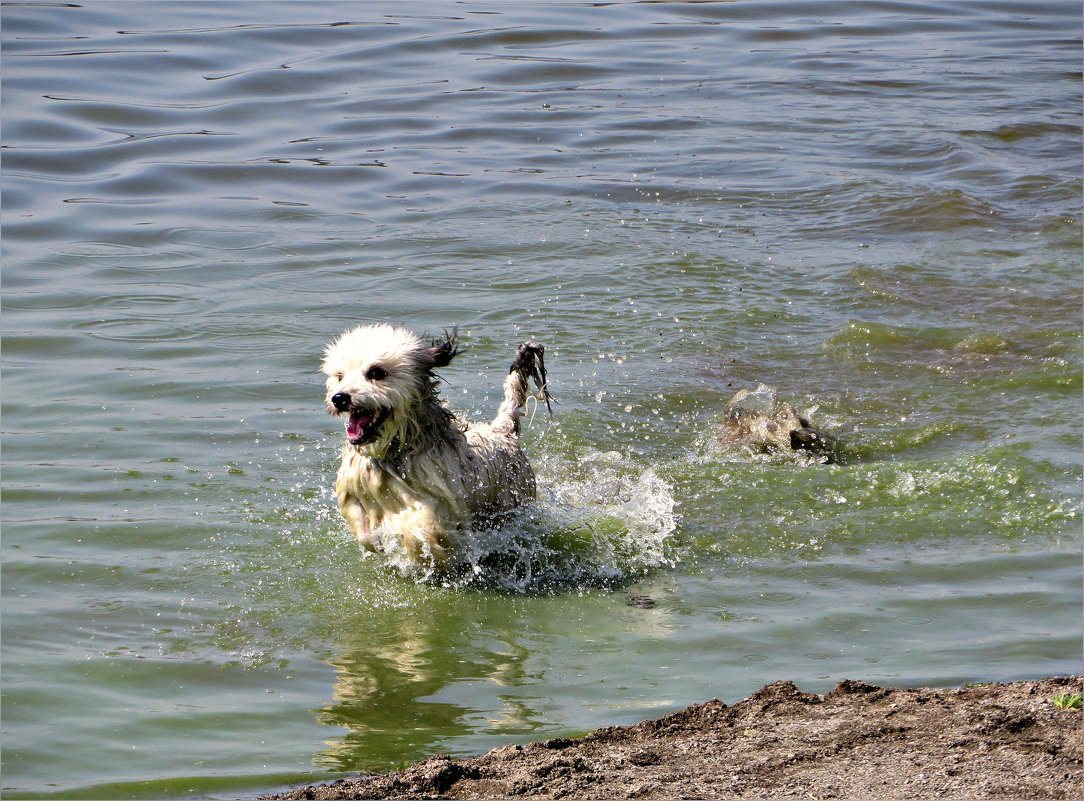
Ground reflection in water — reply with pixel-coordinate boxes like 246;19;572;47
314;611;528;772
314;578;681;772
316;606;486;771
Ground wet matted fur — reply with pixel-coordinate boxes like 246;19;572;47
321;323;551;564
718;383;839;463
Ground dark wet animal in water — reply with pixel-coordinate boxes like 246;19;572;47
718;384;839;464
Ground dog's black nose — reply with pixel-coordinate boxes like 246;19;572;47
331;392;352;412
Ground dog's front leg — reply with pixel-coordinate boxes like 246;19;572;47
391;502;448;565
340;495;379;552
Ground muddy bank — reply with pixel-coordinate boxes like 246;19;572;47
271;675;1082;800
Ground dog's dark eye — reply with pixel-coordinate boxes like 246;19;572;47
365;365;388;381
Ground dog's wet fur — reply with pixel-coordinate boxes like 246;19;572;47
322;324;551;565
718;383;839;463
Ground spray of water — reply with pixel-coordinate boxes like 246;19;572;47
376;450;680;593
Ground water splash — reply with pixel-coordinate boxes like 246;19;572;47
376;452;680;594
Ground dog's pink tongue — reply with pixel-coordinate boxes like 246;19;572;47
347;411;373;440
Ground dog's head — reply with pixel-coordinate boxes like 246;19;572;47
321;324;458;451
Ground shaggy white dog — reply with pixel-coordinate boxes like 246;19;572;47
321;324;551;564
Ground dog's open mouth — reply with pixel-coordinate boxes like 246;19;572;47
345;407;390;446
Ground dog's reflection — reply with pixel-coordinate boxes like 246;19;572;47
311;592;676;772
311;604;535;772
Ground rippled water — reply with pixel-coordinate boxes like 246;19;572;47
2;2;1081;798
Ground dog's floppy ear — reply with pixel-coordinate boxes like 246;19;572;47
427;328;460;369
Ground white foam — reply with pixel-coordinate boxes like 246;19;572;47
371;450;681;593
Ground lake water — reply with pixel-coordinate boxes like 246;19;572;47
2;1;1081;798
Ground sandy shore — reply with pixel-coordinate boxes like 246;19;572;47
270;674;1081;800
